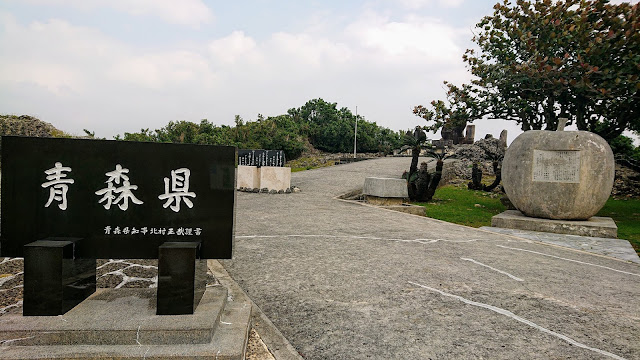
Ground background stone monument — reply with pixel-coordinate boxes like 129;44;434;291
237;149;291;192
492;120;617;237
499;129;508;148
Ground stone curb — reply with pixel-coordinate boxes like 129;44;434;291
208;260;304;360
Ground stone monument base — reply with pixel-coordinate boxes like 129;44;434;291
259;166;291;191
0;287;251;359
237;165;259;189
237;165;291;192
380;204;426;216
365;195;404;206
491;210;617;238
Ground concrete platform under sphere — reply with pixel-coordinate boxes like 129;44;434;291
491;210;617;238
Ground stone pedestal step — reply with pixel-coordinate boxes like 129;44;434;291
491;210;617;238
0;287;251;359
480;226;639;264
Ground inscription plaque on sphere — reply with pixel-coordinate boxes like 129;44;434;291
532;150;581;183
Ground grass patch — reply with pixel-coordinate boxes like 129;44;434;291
597;197;640;253
413;184;640;255
286;156;337;172
290;164;333;172
412;184;505;228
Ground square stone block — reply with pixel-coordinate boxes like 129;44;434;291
259;166;291;191
363;177;408;198
237;165;259;189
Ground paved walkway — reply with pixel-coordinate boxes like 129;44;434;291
222;157;640;360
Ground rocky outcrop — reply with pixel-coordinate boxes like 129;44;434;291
449;137;505;179
612;164;640;198
0;115;62;138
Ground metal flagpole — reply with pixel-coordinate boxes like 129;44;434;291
353;106;357;159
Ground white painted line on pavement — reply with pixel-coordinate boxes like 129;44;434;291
237;234;525;245
408;281;627;360
136;325;142;346
0;335;35;346
237;234;404;241
496;245;640;277
460;258;524;282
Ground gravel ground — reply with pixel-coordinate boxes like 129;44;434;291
246;329;276;360
0;258;219;314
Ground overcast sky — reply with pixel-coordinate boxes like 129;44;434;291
0;0;637;143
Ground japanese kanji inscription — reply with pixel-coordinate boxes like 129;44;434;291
1;136;236;259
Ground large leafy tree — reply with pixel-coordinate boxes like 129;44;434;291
413;82;483;134
118;98;402;158
415;0;640;141
288;98;402;153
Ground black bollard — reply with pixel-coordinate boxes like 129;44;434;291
157;241;207;315
23;238;96;316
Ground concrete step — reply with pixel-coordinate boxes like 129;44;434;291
491;209;617;238
0;286;251;359
480;226;640;264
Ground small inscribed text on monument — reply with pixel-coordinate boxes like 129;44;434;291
103;225;202;236
532;150;580;183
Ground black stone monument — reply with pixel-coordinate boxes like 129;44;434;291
238;149;285;167
1;136;236;316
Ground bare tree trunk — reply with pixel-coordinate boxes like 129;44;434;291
468;162;483;190
407;146;420;200
424;160;443;201
483;161;502;191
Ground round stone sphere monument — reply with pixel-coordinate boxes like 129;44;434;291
502;127;614;220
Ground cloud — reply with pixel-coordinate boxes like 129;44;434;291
115;0;214;26
397;0;465;10
345;13;463;63
0;8;471;138
209;31;260;65
12;0;214;27
268;32;353;67
108;51;215;90
0;14;119;95
0;12;215;92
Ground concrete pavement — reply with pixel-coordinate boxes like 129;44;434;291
222;157;640;360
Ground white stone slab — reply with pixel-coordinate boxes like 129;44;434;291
259;166;291;191
237;165;259;189
363;177;408;198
